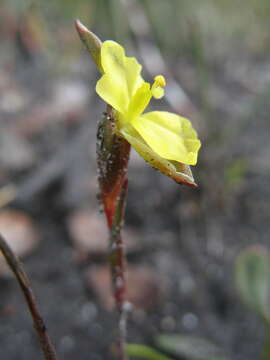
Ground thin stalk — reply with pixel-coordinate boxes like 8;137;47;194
0;233;58;360
109;178;129;360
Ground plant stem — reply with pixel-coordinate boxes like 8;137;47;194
109;178;129;360
0;233;58;360
97;106;131;360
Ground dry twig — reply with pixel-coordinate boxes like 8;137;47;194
0;233;58;360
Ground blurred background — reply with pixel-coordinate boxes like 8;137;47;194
1;0;270;359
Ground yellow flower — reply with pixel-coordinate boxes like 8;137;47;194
96;40;201;186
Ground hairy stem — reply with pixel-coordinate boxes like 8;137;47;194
97;106;131;360
109;178;129;360
0;233;58;360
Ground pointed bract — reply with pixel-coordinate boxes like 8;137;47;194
75;20;103;73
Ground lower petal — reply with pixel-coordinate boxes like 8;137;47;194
131;111;201;165
120;127;197;187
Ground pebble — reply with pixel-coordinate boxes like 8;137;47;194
0;209;39;276
86;264;166;310
68;209;140;259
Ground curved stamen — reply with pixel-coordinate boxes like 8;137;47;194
151;75;166;99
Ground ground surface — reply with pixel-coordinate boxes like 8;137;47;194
1;1;270;359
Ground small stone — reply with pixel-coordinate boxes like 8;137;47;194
49;80;89;125
68;211;108;259
68;209;139;260
160;316;176;331
85;265;113;310
182;312;199;330
127;265;166;310
0;131;36;170
86;264;166;310
0;209;39;276
13;80;89;137
0;82;30;114
59;335;75;353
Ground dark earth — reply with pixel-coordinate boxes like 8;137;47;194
1;2;270;360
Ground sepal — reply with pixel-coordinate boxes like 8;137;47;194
75;20;103;73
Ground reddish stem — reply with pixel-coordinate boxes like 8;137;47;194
108;179;129;360
97;107;131;360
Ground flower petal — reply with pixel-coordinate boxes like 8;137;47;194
120;126;197;186
96;41;144;113
126;82;152;120
96;74;128;113
125;56;145;98
131;111;201;165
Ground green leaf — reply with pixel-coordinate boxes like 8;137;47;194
235;245;270;323
127;344;174;360
156;334;227;360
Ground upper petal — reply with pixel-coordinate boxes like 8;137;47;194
96;41;144;114
125;56;144;98
131;111;201;165
96;73;128;114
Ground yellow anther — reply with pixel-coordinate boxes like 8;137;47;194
151;87;164;99
154;75;166;87
151;75;166;99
